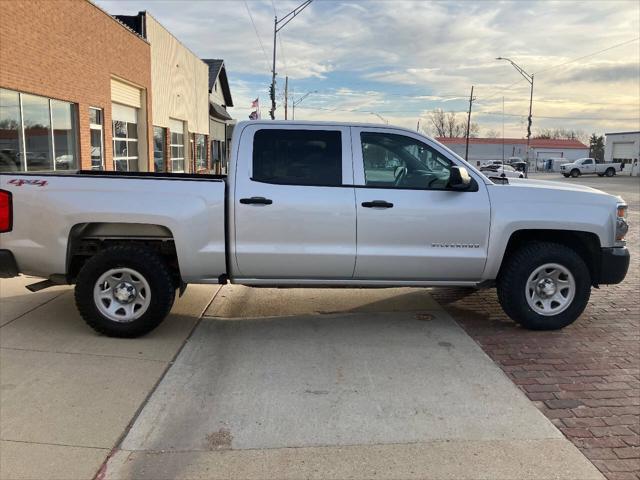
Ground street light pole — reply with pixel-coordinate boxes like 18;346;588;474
496;57;534;177
269;0;313;120
292;90;317;120
370;112;389;124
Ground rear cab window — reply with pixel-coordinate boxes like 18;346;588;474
252;129;342;186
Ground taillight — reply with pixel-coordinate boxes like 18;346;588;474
0;189;12;233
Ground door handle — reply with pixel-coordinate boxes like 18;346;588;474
239;196;273;205
361;200;393;209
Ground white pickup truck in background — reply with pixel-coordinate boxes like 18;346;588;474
0;121;630;337
560;158;623;177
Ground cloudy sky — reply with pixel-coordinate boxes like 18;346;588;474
98;0;639;138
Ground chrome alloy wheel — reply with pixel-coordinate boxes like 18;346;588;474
93;268;151;322
525;263;575;316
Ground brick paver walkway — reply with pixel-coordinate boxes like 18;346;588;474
432;186;640;480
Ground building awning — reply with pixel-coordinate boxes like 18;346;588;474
210;102;232;121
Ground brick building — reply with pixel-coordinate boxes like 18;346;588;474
1;1;230;174
0;0;153;172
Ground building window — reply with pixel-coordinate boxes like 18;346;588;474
89;107;104;170
194;134;207;172
169;119;185;172
112;103;138;171
153;127;166;172
0;88;78;172
0;88;22;172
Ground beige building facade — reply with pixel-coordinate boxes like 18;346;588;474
116;12;210;173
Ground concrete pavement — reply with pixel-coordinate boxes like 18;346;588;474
0;280;220;480
1;279;606;480
103;285;604;480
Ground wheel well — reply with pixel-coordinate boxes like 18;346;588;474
67;223;181;287
500;229;601;286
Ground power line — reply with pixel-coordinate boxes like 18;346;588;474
243;1;271;73
535;36;640;75
476;78;527;103
294;104;635;121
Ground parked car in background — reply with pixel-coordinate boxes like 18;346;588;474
560;158;622;177
0;120;630;338
480;164;524;179
509;160;528;172
480;159;505;168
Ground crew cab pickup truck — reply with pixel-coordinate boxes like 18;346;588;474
0;121;630;337
560;158;623;178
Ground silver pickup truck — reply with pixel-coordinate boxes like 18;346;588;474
0;121;630;337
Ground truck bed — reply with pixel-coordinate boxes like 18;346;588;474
0;171;227;283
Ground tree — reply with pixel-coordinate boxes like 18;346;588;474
424;108;478;138
589;134;605;161
534;128;587;143
485;129;501;138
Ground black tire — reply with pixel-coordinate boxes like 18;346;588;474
497;242;591;330
605;167;615;177
570;169;580;178
75;245;175;337
563;174;570;178
597;173;604;177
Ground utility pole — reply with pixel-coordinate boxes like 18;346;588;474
284;76;289;120
464;85;475;162
496;57;534;177
416;118;420;132
269;0;313;120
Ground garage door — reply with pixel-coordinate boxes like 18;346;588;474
111;78;142;108
612;142;635;161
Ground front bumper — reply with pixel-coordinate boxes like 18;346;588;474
0;249;19;278
597;247;630;285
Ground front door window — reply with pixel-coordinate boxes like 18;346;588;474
361;132;452;190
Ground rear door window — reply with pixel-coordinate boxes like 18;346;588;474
252;129;342;186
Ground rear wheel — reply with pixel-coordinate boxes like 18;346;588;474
497;242;590;330
75;245;175;337
605;167;615;177
570;169;580;178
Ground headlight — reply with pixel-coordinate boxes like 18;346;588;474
615;204;628;244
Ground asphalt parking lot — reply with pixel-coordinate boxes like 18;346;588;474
1;173;637;480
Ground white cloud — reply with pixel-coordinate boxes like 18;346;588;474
97;0;640;135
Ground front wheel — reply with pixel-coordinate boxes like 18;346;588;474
570;169;580;178
75;245;176;337
497;242;591;330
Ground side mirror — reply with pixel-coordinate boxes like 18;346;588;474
448;166;471;191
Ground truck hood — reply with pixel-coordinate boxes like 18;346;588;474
506;177;602;194
490;177;624;204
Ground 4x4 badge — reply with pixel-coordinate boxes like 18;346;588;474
8;179;48;187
